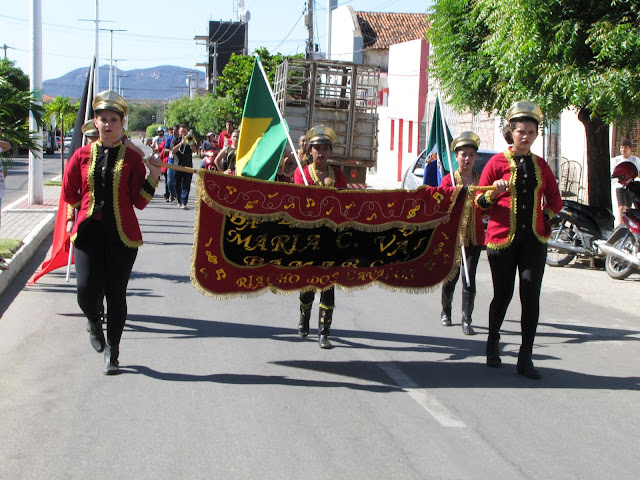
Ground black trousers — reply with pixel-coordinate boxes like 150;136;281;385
442;244;482;297
74;222;138;347
486;236;547;352
300;287;335;308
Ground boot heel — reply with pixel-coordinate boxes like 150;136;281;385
318;304;333;349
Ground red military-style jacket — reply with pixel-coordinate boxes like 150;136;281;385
63;141;158;248
475;149;562;249
440;170;485;247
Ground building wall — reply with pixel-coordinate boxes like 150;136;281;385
375;39;429;185
330;6;363;64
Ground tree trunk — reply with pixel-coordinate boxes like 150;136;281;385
577;108;611;210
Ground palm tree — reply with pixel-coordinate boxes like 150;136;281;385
46;96;77;174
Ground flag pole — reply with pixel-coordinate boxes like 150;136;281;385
253;56;308;185
437;92;470;287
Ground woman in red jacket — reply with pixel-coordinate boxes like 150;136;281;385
63;91;162;375
476;101;562;379
439;132;485;335
294;125;347;349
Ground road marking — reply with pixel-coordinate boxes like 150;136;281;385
379;362;466;428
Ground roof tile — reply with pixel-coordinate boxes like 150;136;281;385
356;11;428;50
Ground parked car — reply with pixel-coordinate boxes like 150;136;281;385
63;135;72;149
401;148;499;190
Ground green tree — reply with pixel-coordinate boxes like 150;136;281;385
128;105;157;132
46;96;77;173
0;60;44;163
428;0;640;209
214;47;292;121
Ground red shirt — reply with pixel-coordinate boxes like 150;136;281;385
475;149;562;249
440;170;485;246
63;142;157;247
293;164;347;188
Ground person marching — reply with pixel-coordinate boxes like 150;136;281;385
62;91;162;375
214;129;239;174
439;132;485;335
170;124;197;208
293;126;347;349
476;101;562;379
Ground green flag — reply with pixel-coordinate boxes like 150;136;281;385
235;57;288;180
423;94;456;187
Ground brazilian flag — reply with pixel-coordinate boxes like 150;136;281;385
235;57;288;180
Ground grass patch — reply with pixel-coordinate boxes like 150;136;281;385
0;238;23;260
45;180;62;186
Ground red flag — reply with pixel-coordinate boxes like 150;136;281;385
29;191;73;284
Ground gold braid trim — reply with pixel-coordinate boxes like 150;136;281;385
486;150;518;250
189;177;461;299
309;163;335;187
196;174;451;233
318;302;335;310
111;144;141;248
530;154;549;244
87;142;99;218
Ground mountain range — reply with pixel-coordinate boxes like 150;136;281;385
43;65;206;101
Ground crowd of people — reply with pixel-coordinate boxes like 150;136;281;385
60;94;636;379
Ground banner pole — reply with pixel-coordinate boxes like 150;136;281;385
437;92;471;287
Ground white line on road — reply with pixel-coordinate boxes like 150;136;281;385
378;362;466;428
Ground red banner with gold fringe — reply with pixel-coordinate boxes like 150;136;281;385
191;171;468;297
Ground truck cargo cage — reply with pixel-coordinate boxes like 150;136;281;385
274;58;380;180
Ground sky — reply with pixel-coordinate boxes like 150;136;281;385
1;0;432;84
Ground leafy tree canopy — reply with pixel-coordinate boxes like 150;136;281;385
0;59;43;160
427;0;640;208
128;105;157;132
214;47;295;120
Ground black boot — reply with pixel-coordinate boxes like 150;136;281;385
440;285;454;326
517;347;541;379
86;305;106;353
298;301;312;338
318;305;333;349
103;343;120;375
486;338;501;368
461;290;476;335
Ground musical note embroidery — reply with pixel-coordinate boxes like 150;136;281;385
206;251;218;264
216;269;227;280
204;237;213;247
244;200;259;209
226;186;238;195
407;205;421;219
268;192;279;198
432;192;444;204
366;213;377;221
199;268;208;279
306;198;316;208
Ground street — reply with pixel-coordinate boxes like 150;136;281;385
0;176;639;479
2;152;64;206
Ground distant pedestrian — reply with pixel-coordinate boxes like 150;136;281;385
214;129;239;174
170;124;197;208
218;119;234;150
611;139;640;224
62;91;162;375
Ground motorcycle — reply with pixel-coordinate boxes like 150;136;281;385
594;161;640;279
546;200;615;268
200;149;219;171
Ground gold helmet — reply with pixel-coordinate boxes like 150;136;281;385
305;125;337;146
506;100;542;124
92;90;129;116
81;119;99;138
451;131;480;152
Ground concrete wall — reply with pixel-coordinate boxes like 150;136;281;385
330;6;363;64
375;39;429;185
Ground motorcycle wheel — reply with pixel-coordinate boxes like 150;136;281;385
546;226;576;267
605;236;636;280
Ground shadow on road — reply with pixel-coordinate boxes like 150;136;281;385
121;313;640;391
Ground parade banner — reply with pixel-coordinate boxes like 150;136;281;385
191;171;469;298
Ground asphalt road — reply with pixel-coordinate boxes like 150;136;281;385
0;173;639;479
2;152;64;205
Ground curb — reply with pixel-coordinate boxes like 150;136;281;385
0;213;55;296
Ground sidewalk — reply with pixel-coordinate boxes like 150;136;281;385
0;184;60;296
